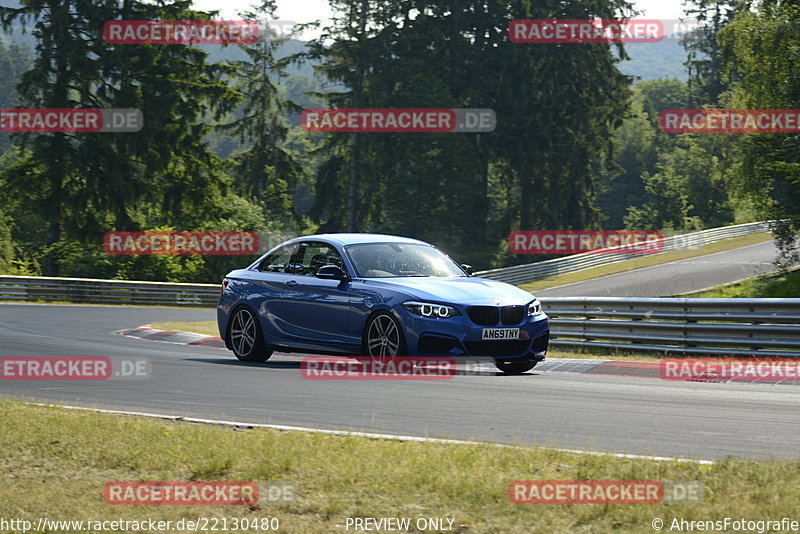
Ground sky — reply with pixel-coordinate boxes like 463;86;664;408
193;0;689;40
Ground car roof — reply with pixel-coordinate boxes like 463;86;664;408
291;233;430;246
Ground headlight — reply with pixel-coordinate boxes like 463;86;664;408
402;301;460;318
528;298;543;317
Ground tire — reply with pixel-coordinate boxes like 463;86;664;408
228;306;272;362
494;360;536;375
362;312;407;364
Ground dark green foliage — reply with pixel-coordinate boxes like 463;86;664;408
682;0;741;107
719;0;800;267
306;0;635;267
220;1;305;227
1;0;243;277
597;77;739;233
0;0;792;280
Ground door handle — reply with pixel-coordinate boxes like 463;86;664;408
285;280;298;287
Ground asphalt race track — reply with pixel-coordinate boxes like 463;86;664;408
537;240;782;297
2;302;799;462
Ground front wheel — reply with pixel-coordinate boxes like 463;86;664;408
362;312;407;364
229;306;272;362
494;360;536;375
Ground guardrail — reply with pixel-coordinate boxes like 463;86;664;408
540;297;800;357
0;275;219;307
475;221;772;285
2;275;798;357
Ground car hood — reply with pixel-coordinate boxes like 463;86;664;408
359;276;536;306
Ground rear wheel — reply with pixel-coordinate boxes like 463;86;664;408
494;360;536;375
229;306;272;362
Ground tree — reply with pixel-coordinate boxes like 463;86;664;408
0;38;31;152
595;93;659;229
1;0;241;275
623;134;734;231
636;77;689;115
222;1;304;226
719;0;800;266
306;0;636;267
682;0;742;107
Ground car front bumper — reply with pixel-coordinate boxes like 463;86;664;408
397;310;550;360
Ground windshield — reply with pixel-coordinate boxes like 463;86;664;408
345;243;466;278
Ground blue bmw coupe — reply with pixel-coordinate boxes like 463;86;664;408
217;234;549;374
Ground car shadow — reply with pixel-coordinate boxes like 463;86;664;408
183;357;542;377
184;358;302;369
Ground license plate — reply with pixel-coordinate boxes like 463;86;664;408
481;328;520;340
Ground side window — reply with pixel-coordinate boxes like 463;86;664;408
258;244;298;273
295;242;345;276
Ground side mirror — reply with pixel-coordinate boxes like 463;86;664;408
461;264;474;276
316;264;349;281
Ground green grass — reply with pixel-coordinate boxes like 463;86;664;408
1;400;799;533
151;320;219;335
518;232;773;293
686;267;800;298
